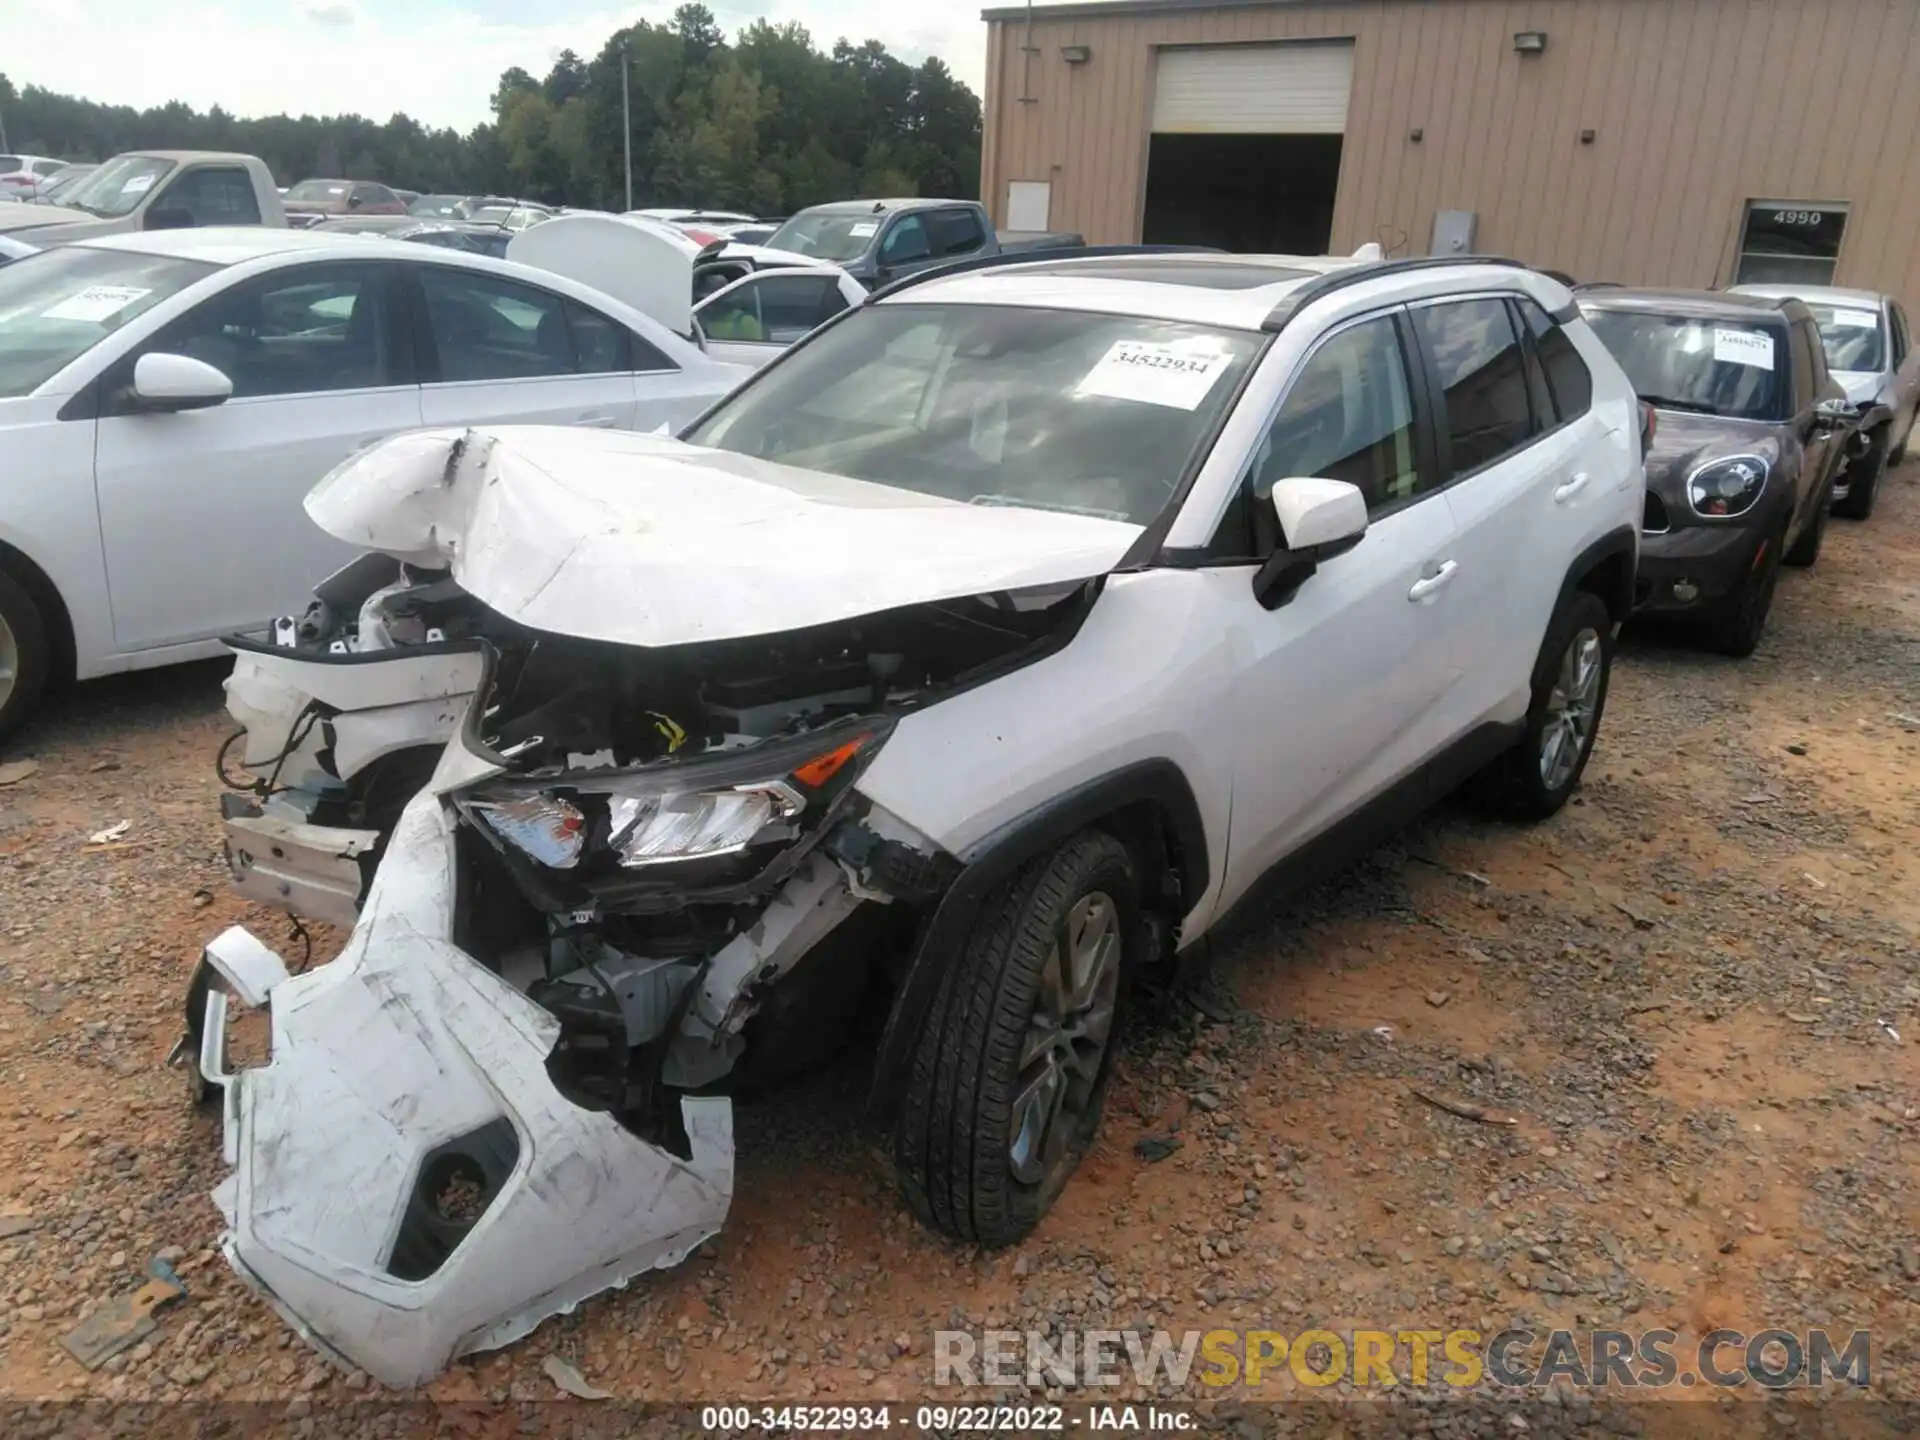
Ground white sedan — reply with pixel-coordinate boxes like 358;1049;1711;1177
0;226;749;741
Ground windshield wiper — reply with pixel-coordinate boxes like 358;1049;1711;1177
1638;395;1720;417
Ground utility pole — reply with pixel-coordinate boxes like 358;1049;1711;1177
620;41;633;213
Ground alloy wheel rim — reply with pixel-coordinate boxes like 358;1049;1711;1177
0;611;17;714
1539;628;1603;791
1009;890;1121;1188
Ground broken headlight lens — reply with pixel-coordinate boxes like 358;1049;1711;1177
457;718;891;880
608;783;802;867
469;794;587;869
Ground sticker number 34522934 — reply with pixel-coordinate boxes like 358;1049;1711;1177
1712;328;1775;371
1076;340;1231;410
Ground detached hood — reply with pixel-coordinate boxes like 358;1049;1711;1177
304;427;1143;648
1643;409;1781;495
507;213;698;336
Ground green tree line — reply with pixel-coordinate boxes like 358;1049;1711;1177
0;3;981;215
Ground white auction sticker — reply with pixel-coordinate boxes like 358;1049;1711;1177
1712;328;1775;370
120;172;157;196
1076;340;1232;410
1830;308;1879;329
42;285;152;323
848;221;879;238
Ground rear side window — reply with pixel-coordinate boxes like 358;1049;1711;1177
564;299;633;375
164;167;262;225
1412;298;1534;474
929;207;988;258
1515;297;1593;425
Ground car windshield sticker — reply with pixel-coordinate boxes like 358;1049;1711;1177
1076;339;1233;410
1830;308;1879;329
847;222;879;237
42;285;152;323
1713;328;1775;371
119;172;157;197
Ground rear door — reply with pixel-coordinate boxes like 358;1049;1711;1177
92;258;420;650
1415;294;1605;730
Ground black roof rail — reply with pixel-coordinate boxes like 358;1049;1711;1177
1572;280;1624;292
1259;253;1531;332
865;244;1225;303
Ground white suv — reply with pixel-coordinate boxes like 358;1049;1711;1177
181;251;1642;1387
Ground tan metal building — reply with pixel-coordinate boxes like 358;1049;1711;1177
979;0;1920;304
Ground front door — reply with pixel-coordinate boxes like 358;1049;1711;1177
1219;309;1464;905
93;259;420;651
695;270;857;370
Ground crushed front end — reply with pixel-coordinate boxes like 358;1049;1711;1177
180;578;1103;1385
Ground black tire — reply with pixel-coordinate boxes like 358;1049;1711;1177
0;567;50;749
893;830;1138;1247
1784;474;1831;564
1706;525;1784;658
1831;428;1887;521
1469;590;1614;822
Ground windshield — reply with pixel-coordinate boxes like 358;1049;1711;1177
686;303;1264;526
0;245;215;397
1584;309;1783;421
408;194;462;217
1806;303;1885;372
289;180;349;202
59;156;177;218
42;167;95;202
765;212;883;263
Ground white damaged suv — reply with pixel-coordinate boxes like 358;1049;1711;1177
182;250;1642;1386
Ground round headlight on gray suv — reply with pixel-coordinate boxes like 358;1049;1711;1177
1687;454;1770;517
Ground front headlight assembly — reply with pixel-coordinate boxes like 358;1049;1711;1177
456;716;890;892
1686;454;1770;518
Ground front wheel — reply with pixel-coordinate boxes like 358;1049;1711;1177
0;569;50;749
893;830;1138;1247
1831;428;1887;521
1706;526;1784;658
1470;590;1614;821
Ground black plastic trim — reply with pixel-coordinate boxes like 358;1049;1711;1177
224;631;489;667
1260;255;1531;332
866;759;1210;1126
1554;525;1640;626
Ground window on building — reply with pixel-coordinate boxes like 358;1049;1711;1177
1734;202;1850;286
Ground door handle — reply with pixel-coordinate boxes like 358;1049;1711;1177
1408;560;1458;602
1554;472;1592;504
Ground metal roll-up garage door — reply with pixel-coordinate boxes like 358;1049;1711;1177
1151;41;1355;134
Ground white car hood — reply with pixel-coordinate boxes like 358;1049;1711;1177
304;426;1144;648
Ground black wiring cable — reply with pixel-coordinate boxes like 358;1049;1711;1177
287;916;314;974
215;729;254;791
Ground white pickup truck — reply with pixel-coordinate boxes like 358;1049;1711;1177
0;152;286;242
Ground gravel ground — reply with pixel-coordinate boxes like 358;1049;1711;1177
0;459;1917;1434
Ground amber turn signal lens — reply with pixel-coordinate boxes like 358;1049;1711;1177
792;736;867;789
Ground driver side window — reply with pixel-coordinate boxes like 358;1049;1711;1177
881;216;931;264
1249;314;1427;515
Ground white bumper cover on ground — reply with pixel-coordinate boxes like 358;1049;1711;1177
195;790;734;1389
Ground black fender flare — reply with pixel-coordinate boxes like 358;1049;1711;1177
865;759;1210;1127
1552;525;1639;626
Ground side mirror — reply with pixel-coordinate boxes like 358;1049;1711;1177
1251;476;1369;611
129;352;233;412
145;206;195;231
347;194;363;210
1812;398;1855;432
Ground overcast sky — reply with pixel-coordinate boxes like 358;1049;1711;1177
5;0;999;131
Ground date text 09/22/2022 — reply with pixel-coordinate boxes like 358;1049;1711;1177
698;1405;1196;1431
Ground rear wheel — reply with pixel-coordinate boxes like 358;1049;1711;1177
893;830;1137;1246
0;568;50;749
1707;526;1784;658
1470;590;1613;822
1831;428;1887;521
